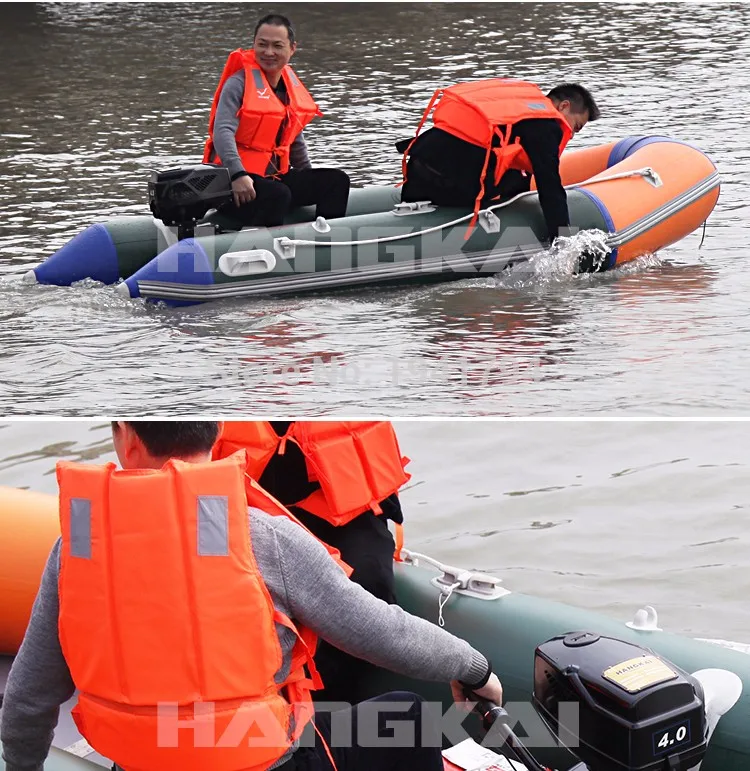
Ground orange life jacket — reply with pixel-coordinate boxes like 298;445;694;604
57;451;325;771
212;422;411;529
203;49;321;177
402;79;574;233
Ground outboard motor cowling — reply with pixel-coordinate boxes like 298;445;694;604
148;165;232;239
533;632;708;771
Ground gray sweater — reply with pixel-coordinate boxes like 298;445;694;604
1;508;489;771
209;71;313;179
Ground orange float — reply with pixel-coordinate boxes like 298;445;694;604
0;486;60;654
545;135;720;267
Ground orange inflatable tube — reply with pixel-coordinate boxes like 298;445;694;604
534;135;720;268
0;486;60;654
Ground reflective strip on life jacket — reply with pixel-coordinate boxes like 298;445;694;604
250;67;265;90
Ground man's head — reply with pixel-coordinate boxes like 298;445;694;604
111;421;221;470
547;84;600;134
253;13;296;79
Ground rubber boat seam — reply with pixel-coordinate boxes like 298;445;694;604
609;173;720;245
606;172;720;248
134;246;541;300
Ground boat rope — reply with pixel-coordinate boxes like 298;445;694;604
438;581;462;628
699;219;708;249
275;168;662;251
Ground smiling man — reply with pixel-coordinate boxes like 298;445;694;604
203;14;350;228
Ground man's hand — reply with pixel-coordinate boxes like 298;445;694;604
232;175;256;208
450;673;503;711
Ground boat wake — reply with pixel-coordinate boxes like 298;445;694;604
491;228;664;291
698;638;750;656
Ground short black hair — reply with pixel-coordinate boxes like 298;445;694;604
112;421;220;458
547;84;600;121
254;13;295;46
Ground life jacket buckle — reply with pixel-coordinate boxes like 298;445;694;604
478;209;501;234
392;200;436;216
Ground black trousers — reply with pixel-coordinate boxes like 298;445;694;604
230;168;351;227
291;507;399;705
280;692;444;771
401;157;530;207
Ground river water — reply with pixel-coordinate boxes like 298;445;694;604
0;2;747;415
2;419;749;642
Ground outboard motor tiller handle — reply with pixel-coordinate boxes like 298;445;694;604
471;699;552;771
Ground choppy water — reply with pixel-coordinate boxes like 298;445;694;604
2;419;749;641
0;2;747;415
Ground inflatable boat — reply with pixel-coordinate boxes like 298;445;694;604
1;485;745;771
27;135;720;307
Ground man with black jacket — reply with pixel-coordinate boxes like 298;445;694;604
399;83;600;245
254;421;405;705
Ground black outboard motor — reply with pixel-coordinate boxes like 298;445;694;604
533;632;708;770
148;165;232;240
476;633;709;771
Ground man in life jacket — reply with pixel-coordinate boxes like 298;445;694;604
398;82;601;245
211;421;408;705
1;421;503;771
203;14;351;228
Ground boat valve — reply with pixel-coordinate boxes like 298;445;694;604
626;605;662;631
312;216;331;234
